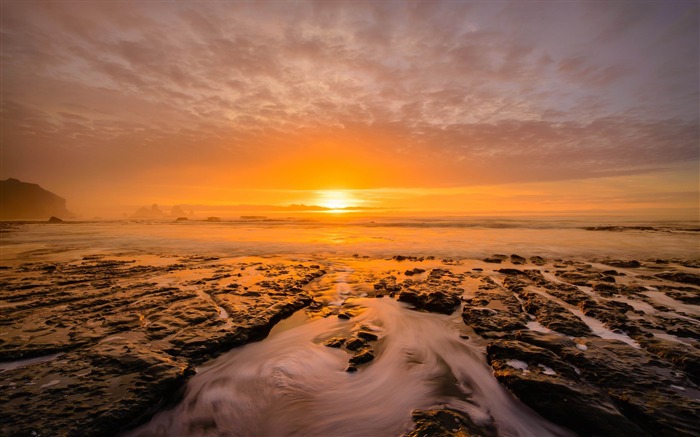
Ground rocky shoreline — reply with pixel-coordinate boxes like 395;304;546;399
1;252;698;436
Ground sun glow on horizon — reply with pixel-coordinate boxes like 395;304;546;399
316;190;360;211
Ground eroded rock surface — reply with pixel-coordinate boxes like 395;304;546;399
0;256;324;436
2;252;699;437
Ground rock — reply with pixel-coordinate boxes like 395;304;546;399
462;280;528;337
483;254;508;263
510;254;527;265
398;288;460;315
518;290;592;337
405;409;497;437
48;216;64;223
602;259;642;268
566;338;700;437
487;340;647;437
655;272;700;286
529;256;547;266
344;337;368;351
0;258;325;435
637;337;700;384
349;348;375;366
0;178;74;220
357;330;378;341
175;217;188;222
323;337;346;348
132;203;165;219
404;268;426;276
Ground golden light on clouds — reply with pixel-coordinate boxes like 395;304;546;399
0;2;697;218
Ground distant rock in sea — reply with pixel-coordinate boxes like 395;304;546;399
0;178;73;220
132;204;165;219
132;204;190;219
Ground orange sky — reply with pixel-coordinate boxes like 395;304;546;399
1;2;698;218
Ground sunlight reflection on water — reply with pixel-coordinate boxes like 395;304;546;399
1;217;697;262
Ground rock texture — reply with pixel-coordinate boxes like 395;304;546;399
2;251;699;437
0;256;324;436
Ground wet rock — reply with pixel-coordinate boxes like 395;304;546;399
344;337;368;351
518;290;592;337
487;340;647;437
357;330;378;341
529;256;547;266
462;281;528;337
349;348;375;366
592;282;619;295
514;330;580;356
602;259;642;268
510;254;526;265
636;337;700;384
655;272;700;286
323;337;346;348
655;285;700;305
0;258;325;435
565;338;700;437
373;275;402;293
405;408;497;437
483;254;508;263
398;288;460;315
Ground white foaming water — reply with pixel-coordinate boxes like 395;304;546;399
127;298;573;437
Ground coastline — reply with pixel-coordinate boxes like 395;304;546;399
1;231;699;435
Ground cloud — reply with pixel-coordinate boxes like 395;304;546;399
1;1;697;211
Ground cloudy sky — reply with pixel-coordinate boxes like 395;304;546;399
1;1;698;216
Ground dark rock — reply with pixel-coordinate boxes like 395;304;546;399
510;254;527;265
175;217;188;222
398;288;460;315
602;259;642;268
323;337;346;348
0;258;324;435
344;337;368;351
566;338;700;437
529;256;547;266
349;348;375;366
357;331;378;341
487;340;647;437
593;282;619;295
462;285;528;337
519;290;592;337
404;268;426;276
47;216;64;223
655;272;700;286
405;409;497;437
0;178;73;220
483;257;503;263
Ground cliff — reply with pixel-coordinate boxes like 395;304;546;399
0;178;73;220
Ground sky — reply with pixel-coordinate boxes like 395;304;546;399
1;1;698;217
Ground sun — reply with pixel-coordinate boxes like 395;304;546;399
316;190;357;211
